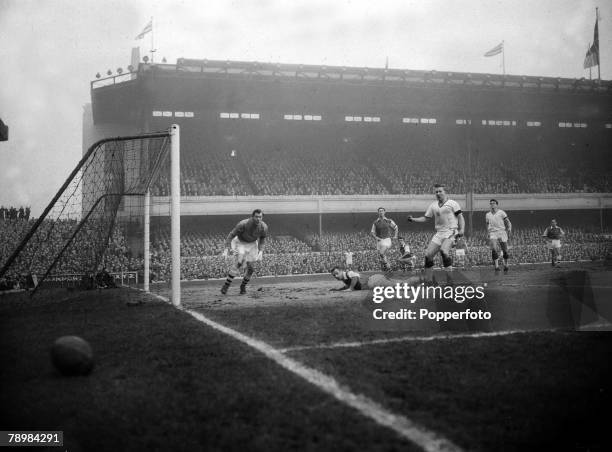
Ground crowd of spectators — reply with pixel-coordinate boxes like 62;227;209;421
2;210;611;289
0;206;31;220
142;132;611;196
141;226;611;281
151;148;251;196
243;145;389;195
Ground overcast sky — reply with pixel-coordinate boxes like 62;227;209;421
0;0;609;216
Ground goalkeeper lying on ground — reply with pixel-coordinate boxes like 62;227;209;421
329;266;363;291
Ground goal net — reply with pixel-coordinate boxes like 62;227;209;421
0;126;181;304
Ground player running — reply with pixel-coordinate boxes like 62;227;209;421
370;207;398;273
397;236;416;271
486;199;512;272
329;266;363;291
220;209;268;295
407;184;465;282
542;219;565;267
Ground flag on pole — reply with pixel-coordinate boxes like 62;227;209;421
135;20;153;40
484;42;503;57
583;15;599;68
584;44;595;69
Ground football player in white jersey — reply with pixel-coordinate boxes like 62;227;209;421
407;184;465;282
486;199;512;272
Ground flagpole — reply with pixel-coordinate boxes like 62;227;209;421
502;40;505;76
596;7;600;81
150;16;155;63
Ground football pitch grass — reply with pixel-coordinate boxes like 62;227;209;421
1;263;611;451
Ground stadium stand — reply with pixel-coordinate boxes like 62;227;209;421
2;209;611;287
144;124;611;196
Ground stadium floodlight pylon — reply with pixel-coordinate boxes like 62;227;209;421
0;125;181;306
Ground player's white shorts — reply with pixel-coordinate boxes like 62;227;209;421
431;229;456;246
376;237;392;253
489;230;508;243
234;239;260;262
548;239;561;250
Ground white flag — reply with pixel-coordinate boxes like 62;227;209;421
484;42;503;57
135;20;152;40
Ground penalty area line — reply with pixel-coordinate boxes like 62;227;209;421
279;329;563;353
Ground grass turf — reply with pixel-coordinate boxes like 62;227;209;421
290;332;612;452
0;289;417;452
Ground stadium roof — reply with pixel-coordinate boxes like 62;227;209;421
92;58;612;94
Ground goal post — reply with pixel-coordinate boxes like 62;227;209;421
170;124;181;306
0;125;181;306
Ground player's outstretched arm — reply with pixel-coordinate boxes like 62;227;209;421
407;215;428;223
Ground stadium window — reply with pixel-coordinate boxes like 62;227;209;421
239;113;259;119
175;112;185;118
304;115;312;121
372;117;381;122
294;114;303;120
402;117;419;124
284;114;293;120
605;123;612;129
482;120;487;125
559;122;572;128
526;121;542;127
495;120;503;126
162;111;172;117
152;111;162;117
220;112;230;118
574;123;587;128
185;112;194;118
354;116;362;122
229;113;239;119
512;120;517;126
364;116;372;122
456;119;471;125
313;115;322;121
503;120;510;126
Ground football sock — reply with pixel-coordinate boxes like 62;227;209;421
223;274;234;288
